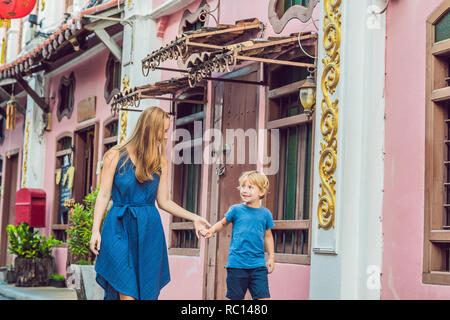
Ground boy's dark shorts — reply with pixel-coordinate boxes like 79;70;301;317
226;266;270;300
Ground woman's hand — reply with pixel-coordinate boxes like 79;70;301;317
193;216;211;238
90;231;102;255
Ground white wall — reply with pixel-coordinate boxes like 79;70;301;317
38;0;66;33
5;19;21;64
22;74;47;189
309;0;386;300
123;0;162;135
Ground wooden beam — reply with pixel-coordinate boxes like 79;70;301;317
186;23;263;40
84;18;120;31
139;94;206;104
236;55;316;68
429;230;450;242
272;220;310;230
432;38;450;56
267;79;307;100
175;111;205;126
14;76;49;113
94;28;122;63
432;87;450;102
185;40;223;51
266;114;310;130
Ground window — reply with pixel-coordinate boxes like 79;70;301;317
0;114;5;145
284;0;309;11
169;89;205;256
103;116;118;154
104;53;121;104
275;0;310;18
183;20;204;33
269;0;318;34
57;72;75;121
265;51;315;264
435;10;450;43
424;2;450;285
179;0;208;34
52;133;74;242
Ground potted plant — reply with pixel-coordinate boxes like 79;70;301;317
6;222;61;287
6;265;16;284
66;186;104;300
49;273;66;288
0;267;7;284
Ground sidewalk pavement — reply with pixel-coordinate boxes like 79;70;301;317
0;283;78;300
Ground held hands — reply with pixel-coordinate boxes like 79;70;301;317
203;228;215;239
193;216;212;239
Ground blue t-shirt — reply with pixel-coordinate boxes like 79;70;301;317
224;203;275;269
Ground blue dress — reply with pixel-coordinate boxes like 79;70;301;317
95;153;170;300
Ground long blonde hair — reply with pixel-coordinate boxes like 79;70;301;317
112;106;170;183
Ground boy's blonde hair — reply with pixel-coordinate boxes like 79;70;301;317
238;170;269;199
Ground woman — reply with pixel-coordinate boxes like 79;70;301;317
89;106;210;300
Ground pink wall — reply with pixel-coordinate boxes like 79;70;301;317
0;111;24;183
156;0;316;300
0;97;24;266
383;0;450;299
0;111;24;218
43;46;115;276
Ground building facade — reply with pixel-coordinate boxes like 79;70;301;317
0;0;449;300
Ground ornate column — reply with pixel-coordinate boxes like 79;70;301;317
309;0;386;299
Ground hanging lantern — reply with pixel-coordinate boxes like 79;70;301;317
0;18;10;28
0;0;37;19
6;94;16;131
299;69;317;117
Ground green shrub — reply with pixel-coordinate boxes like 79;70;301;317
74;259;91;265
66;186;99;264
50;273;65;281
6;223;61;259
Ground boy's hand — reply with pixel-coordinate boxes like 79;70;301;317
198;228;209;237
204;228;215;239
267;257;274;274
194;217;212;238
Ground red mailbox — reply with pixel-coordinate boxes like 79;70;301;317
15;188;46;227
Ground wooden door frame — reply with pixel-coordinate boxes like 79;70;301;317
0;149;20;267
72;121;99;204
203;63;261;299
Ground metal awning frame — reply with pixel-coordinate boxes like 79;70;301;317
141;20;264;76
113;22;317;113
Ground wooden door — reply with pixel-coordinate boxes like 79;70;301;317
73;123;98;204
0;152;19;267
205;67;259;300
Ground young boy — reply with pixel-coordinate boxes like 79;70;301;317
205;170;275;300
